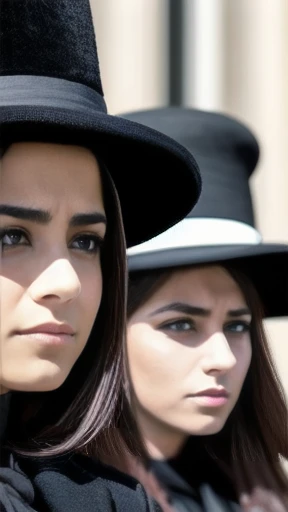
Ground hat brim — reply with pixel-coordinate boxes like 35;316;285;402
0;105;201;248
128;244;288;318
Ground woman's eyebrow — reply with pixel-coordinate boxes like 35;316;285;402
0;205;51;224
0;205;107;226
227;308;251;317
149;302;252;318
149;302;211;317
70;212;107;226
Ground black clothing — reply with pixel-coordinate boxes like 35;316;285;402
17;453;161;512
151;438;240;512
1;395;161;511
0;394;36;511
152;460;239;511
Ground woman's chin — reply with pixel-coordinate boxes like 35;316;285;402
2;363;70;393
183;415;227;436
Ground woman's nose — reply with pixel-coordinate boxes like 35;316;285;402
201;332;237;375
28;258;81;304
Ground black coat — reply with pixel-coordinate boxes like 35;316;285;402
151;460;240;512
17;453;161;512
0;393;37;511
0;395;161;512
150;438;241;512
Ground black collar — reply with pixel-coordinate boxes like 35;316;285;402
0;392;11;442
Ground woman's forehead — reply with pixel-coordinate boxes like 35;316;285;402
144;265;248;310
0;142;104;210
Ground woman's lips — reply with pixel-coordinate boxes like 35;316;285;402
190;395;229;407
187;388;230;407
15;332;75;347
14;323;75;346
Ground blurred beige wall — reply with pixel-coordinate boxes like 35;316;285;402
91;0;169;113
91;0;288;392
223;0;288;390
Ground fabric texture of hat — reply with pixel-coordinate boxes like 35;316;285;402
0;0;201;248
123;108;288;318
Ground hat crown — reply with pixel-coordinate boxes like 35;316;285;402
0;0;103;95
122;107;260;227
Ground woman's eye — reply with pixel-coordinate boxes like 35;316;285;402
71;234;104;253
160;319;194;332
0;229;29;248
225;322;251;334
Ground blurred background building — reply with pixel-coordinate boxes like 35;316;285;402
90;0;288;390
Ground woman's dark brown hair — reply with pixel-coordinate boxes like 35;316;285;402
122;263;288;511
2;141;145;461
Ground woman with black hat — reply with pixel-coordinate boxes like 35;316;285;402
119;108;288;512
0;4;201;512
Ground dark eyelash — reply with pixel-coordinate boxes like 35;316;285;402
72;233;105;253
89;234;105;250
0;228;25;236
225;321;251;331
0;227;29;243
0;229;105;253
159;317;195;329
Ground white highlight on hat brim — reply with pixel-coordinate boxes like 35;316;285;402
127;218;263;256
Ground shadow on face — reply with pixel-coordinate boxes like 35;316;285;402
0;142;106;393
127;265;252;457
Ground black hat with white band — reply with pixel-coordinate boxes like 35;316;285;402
122;108;288;318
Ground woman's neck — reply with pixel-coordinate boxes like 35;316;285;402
136;408;187;460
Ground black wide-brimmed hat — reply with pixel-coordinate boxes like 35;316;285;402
122;108;288;318
0;1;201;248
